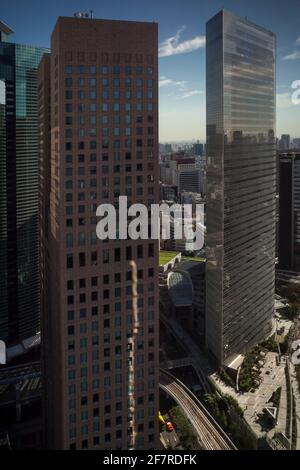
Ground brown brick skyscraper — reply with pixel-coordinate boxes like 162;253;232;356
39;16;159;450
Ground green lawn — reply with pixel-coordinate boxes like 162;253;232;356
182;256;206;263
159;251;180;266
159;251;206;265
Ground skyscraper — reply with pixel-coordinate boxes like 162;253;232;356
206;10;276;365
0;21;48;347
278;152;300;271
39;16;159;450
279;134;291;151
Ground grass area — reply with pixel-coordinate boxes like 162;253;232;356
158;250;207;266
182;256;206;262
159;251;180;266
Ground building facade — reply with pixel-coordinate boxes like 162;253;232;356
0;21;48;347
39;16;159;450
278;152;300;271
206;10;276;365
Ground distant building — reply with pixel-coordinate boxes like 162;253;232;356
168;158;205;195
279;134;291;151
193;140;204;156
278;152;300;271
159;183;178;202
293;138;300;150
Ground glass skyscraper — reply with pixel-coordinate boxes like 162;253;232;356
0;22;49;345
206;10;276;365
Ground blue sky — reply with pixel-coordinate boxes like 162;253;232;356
2;0;300;141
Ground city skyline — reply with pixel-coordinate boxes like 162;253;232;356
1;0;299;141
1;2;300;454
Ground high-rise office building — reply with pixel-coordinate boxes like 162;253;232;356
278;152;300;271
293;138;300;150
279;134;291;151
39;16;159;450
0;21;48;347
206;10;276;365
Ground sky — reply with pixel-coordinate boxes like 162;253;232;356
1;0;300;141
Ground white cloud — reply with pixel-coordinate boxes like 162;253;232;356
159;25;205;58
179;90;203;99
159;76;202;99
277;92;293;108
282;50;300;60
159;78;173;88
296;37;300;45
159;77;188;90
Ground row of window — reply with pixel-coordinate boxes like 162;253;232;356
64;102;153;113
66;245;155;268
64;65;153;75
69;398;154;421
67;338;154;360
66;115;153;125
66;270;154;292
65;138;154;151
65;90;154;100
66;289;154;307
65;151;154;163
67;355;154;380
67;309;155;323
68;390;155;410
65;127;154;138
66;286;153;300
65;77;153;87
65;183;154;195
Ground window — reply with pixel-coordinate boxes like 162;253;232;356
114;248;121;262
79;253;86;267
67;254;73;269
68;311;75;321
103;250;109;263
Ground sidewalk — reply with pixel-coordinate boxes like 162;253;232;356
289;362;300;449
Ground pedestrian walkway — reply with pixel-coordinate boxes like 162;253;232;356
289;362;300;449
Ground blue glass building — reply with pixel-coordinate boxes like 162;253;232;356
0;21;49;346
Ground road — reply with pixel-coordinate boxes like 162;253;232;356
160;370;236;450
